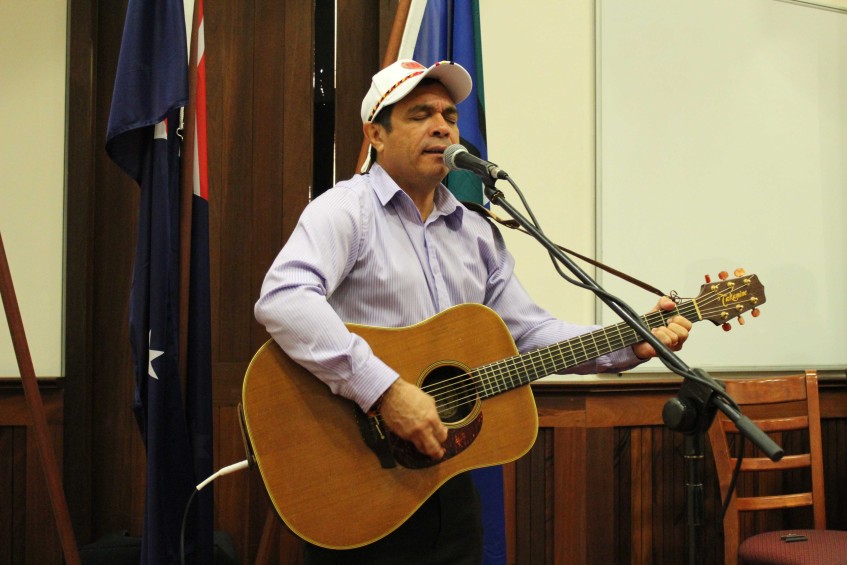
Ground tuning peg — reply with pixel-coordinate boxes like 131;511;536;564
738;316;745;326
704;274;712;283
734;268;746;277
752;308;760;318
722;323;732;332
718;271;729;280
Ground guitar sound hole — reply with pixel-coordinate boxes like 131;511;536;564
423;365;477;424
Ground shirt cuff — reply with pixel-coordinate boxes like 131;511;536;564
340;355;400;413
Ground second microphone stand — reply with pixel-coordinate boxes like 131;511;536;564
481;178;782;565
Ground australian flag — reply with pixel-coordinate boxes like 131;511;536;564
105;0;212;563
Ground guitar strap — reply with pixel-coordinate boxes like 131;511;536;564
356;409;397;469
462;201;677;302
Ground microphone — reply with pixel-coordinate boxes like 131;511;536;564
443;144;509;180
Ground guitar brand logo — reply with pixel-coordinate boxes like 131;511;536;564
720;288;748;306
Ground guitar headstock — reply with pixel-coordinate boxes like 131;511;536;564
695;269;766;330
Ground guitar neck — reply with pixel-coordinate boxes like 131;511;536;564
474;300;700;399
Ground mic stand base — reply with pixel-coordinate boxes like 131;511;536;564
662;369;722;565
684;433;706;565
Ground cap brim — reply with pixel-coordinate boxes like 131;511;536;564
423;62;473;105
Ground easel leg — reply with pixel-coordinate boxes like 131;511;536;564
0;231;80;565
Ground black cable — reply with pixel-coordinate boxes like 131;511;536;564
721;435;746;521
502;176;644;318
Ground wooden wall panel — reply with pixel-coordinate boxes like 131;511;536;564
64;0;97;542
823;417;847;528
25;426;65;565
552;427;586;564
336;0;380;179
0;427;24;564
513;429;551;564
3;378;845;562
630;427;653;564
87;0;144;543
0;383;64;564
585;428;616;564
208;0;259;364
505;382;847;565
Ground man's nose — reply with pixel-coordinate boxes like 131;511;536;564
430;114;452;136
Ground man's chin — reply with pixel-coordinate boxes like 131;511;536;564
434;166;451;183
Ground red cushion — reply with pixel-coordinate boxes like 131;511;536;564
739;529;847;565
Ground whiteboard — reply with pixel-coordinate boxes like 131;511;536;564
0;0;67;377
596;0;847;371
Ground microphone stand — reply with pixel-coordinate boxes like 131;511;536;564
481;178;783;565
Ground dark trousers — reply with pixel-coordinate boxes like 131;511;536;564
303;473;483;565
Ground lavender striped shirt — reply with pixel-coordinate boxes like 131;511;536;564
255;164;640;412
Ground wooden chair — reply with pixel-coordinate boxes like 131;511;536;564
708;370;847;564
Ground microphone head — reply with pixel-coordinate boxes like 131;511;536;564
443;144;468;172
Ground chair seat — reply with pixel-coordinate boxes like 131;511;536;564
738;529;847;565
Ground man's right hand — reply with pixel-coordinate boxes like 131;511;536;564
378;379;448;460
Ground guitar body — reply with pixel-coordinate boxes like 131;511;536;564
241;303;539;549
241;272;768;550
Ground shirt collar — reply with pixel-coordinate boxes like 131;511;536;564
368;164;465;227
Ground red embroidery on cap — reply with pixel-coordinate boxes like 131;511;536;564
402;61;426;70
367;70;424;121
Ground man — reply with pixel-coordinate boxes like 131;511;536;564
255;59;691;564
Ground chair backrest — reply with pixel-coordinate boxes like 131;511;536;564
707;370;825;565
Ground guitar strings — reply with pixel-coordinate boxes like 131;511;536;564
370;291;750;427
371;301;711;426
421;307;694;415
418;303;700;411
367;282;758;430
422;282;757;412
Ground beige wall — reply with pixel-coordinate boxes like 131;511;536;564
482;1;599;326
482;0;847;378
0;0;67;376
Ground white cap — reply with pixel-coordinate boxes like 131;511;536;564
361;59;473;124
359;60;472;173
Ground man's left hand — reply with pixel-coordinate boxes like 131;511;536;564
632;296;692;360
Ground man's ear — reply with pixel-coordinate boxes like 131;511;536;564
363;122;385;153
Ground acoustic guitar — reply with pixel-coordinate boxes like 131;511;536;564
239;274;765;549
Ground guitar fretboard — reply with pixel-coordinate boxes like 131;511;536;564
473;301;700;399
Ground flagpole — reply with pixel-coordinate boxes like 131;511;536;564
355;0;412;172
0;229;81;565
178;0;201;391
